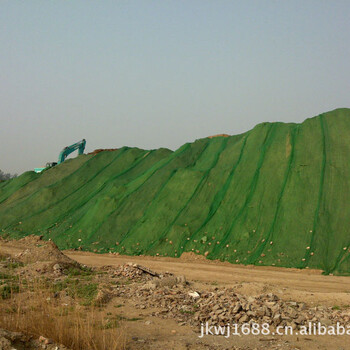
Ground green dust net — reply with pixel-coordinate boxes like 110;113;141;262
1;108;350;275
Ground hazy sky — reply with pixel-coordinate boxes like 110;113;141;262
1;1;349;174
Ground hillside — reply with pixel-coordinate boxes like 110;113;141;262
1;108;350;275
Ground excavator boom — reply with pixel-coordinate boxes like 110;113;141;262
58;139;86;164
34;139;86;173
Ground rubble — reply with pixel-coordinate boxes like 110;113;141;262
101;263;175;282
112;280;350;331
85;262;350;332
1;237;350;350
94;288;112;305
0;328;69;350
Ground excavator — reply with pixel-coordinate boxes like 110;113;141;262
34;139;86;173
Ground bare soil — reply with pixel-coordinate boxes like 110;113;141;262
65;250;350;306
0;238;349;350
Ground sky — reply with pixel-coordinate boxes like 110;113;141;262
1;1;350;175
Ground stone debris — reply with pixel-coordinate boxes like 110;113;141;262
113;281;350;331
39;335;53;345
94;288;112;305
133;264;159;277
94;263;350;332
102;263;174;282
188;291;200;299
0;328;68;350
143;275;187;290
52;263;62;276
1;238;350;350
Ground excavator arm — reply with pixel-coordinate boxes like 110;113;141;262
57;139;86;164
34;139;86;173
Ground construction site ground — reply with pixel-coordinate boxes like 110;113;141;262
0;238;349;350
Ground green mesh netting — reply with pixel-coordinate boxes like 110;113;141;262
1;108;350;275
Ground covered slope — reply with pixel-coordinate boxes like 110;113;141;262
1;108;350;275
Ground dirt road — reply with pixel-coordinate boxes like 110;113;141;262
65;251;350;306
3;238;349;303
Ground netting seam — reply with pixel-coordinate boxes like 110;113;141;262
147;138;229;253
213;124;276;254
248;125;298;264
180;134;248;253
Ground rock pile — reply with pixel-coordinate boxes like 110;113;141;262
102;263;174;282
0;328;69;350
114;281;350;330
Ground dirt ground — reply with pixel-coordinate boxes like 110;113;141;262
65;250;350;306
1;239;350;350
66;251;350;350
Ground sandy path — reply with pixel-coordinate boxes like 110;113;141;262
2;240;349;303
65;251;350;294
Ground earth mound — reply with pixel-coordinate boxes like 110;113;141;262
1;235;77;266
1;108;350;275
